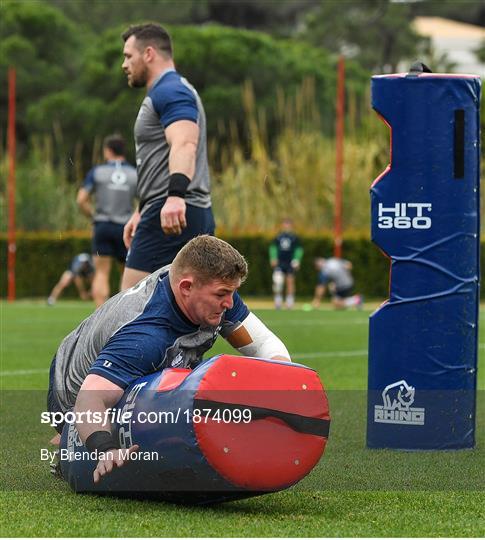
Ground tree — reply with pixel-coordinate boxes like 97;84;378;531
0;1;80;148
300;0;428;73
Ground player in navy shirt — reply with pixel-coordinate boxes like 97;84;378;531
77;135;137;306
120;23;215;291
48;236;291;482
269;218;303;309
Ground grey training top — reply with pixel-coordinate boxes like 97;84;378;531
83;160;137;224
51;268;249;413
134;69;212;212
320;258;354;290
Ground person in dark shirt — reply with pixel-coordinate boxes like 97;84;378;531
47;236;290;483
269;218;303;309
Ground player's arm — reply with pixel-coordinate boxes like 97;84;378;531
161;120;199;236
123;206;141;249
74;374;139;483
291;246;304;270
76;188;94;219
269;244;278;268
225;312;291;362
73;275;90;301
77;168;96;219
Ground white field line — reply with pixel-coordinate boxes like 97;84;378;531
2;343;485;377
263;319;367;326
0;368;50;377
0;350;367;376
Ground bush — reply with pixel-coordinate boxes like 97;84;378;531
0;232;391;299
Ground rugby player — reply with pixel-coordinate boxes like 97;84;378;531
312;257;363;309
47;236;290;483
47;253;94;305
269;218;303;309
120;23;215;290
77;135;137;307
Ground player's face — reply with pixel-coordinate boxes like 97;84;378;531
122;36;149;88
188;278;241;327
281;220;293;231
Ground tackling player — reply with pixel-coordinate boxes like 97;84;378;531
47;236;291;483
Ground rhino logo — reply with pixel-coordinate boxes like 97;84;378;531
374;379;425;426
382;380;415;410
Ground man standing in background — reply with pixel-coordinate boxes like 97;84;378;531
120;23;215;290
77;135;137;307
269;218;303;309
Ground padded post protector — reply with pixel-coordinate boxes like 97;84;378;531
60;355;329;503
367;72;481;450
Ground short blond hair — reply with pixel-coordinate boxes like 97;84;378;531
169;235;248;285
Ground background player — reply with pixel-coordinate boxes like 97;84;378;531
312;257;363;309
269;218;303;309
120;23;215;290
47;253;94;305
77;134;137;307
47;236;290;482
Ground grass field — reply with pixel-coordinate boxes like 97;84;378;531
1;300;484;537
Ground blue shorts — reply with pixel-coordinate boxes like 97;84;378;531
92;221;127;263
126;200;216;273
334;285;354;299
276;263;294;275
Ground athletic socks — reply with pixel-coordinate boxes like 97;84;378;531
344;295;362;308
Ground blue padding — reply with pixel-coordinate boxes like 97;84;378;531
59;355;317;502
60;355;238;501
367;74;481;450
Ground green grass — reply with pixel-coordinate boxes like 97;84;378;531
1;300;484;537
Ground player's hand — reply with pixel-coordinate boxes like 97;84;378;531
291;260;300;271
123;212;141;248
161;197;187;236
93;444;139;483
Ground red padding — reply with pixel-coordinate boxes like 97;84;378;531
194;355;329;491
157;368;191;392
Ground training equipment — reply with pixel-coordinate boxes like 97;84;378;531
367;67;481;450
60;354;330;503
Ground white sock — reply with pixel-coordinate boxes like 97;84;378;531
344;295;360;307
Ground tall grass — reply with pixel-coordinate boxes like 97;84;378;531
2;80;481;235
210;79;389;234
0;136;88;232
